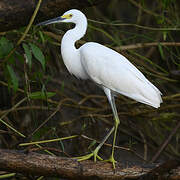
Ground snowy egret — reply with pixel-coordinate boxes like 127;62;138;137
38;9;162;168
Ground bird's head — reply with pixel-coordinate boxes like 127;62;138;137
37;9;85;26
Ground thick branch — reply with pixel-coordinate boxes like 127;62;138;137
0;148;149;179
0;149;180;179
0;0;104;32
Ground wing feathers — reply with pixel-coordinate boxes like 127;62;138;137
80;42;162;108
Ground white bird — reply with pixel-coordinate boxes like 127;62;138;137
38;9;163;168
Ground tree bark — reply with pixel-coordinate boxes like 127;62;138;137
0;149;180;179
0;0;104;32
0;148;149;179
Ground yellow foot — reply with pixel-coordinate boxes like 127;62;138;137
104;155;117;169
74;148;103;162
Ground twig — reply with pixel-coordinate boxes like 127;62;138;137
2;0;42;64
0;106;55;115
151;120;180;163
28;146;71;157
0;80;24;93
128;0;172;24
138;130;147;161
0;97;27;138
89;19;178;31
115;42;180;51
81;134;145;161
19;135;78;146
30;98;72;136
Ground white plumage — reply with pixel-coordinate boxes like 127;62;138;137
80;42;162;108
38;9;162;168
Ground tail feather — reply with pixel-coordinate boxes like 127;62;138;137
115;83;163;108
138;83;163;108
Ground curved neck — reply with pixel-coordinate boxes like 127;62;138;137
61;16;87;50
61;15;88;79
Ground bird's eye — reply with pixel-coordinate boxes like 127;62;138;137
69;14;73;18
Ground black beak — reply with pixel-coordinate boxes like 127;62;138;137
37;16;65;26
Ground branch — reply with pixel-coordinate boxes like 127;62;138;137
0;0;105;32
115;42;180;51
43;31;180;51
0;148;150;179
0;149;180;179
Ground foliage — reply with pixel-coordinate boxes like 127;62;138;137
0;0;180;178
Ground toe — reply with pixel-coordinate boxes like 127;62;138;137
104;155;117;169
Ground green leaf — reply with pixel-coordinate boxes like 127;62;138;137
158;44;165;60
0;37;14;58
29;43;45;70
29;91;56;100
23;43;32;69
39;31;45;43
7;65;18;93
163;31;167;41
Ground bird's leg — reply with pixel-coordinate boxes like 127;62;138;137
103;87;120;169
106;113;120;168
75;126;114;162
76;87;120;168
